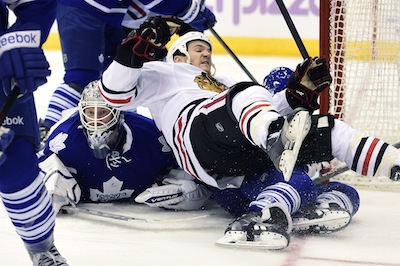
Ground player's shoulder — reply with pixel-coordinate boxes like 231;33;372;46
47;110;81;140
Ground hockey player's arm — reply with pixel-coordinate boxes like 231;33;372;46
135;169;212;211
39;154;81;214
100;16;175;108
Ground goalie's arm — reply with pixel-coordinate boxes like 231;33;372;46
39;154;81;213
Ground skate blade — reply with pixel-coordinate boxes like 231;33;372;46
215;231;289;250
293;210;351;233
280;111;311;181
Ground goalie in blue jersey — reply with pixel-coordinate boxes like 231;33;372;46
38;80;212;213
0;0;69;265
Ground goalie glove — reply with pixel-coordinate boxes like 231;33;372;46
115;16;181;68
135;169;211;211
39;154;81;214
286;57;332;111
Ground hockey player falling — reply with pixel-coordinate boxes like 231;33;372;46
98;17;400;249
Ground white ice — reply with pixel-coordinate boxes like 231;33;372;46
1;51;400;266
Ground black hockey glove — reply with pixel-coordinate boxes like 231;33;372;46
286;57;332;111
115;16;180;68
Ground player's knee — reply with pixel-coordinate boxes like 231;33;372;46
225;81;262;121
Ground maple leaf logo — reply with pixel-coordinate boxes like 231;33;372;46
49;132;68;154
89;176;135;202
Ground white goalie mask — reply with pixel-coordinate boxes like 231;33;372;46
166;31;215;74
78;80;123;159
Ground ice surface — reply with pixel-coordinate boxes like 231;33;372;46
1;52;400;266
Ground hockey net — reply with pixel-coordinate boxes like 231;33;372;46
319;0;400;190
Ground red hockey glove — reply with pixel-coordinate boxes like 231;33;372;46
115;16;180;67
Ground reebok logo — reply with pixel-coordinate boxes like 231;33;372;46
2;116;24;126
0;30;41;57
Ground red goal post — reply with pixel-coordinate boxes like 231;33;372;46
319;0;400;145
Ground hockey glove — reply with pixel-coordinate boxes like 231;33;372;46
177;0;216;31
135;169;212;211
39;154;81;214
0;23;51;102
286;57;332;111
0;127;15;165
115;16;179;67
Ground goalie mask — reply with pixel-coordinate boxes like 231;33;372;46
78;80;123;159
166;31;215;74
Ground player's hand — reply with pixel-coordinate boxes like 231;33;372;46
116;16;178;67
295;57;332;92
0;127;15;165
0;23;51;101
40;154;81;213
286;57;332;110
178;0;217;31
135;169;211;211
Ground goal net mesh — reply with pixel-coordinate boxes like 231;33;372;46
320;0;400;190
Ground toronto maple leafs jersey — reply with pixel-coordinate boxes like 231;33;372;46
58;0;195;28
40;110;177;202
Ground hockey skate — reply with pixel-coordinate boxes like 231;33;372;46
216;208;290;250
29;244;68;266
266;108;311;181
292;204;351;234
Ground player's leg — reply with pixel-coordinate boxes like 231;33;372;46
0;97;67;264
0;140;66;263
293;180;356;234
331;119;400;179
220;168;315;249
227;82;311;180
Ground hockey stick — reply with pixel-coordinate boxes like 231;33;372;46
313;141;400;184
0;84;19;124
207;26;259;84
62;205;211;223
275;0;309;59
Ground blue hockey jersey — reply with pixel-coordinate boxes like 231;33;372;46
41;111;177;202
58;0;192;27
